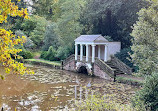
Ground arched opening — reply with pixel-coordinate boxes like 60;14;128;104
78;66;88;74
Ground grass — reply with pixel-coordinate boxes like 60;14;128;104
25;59;61;66
116;76;144;86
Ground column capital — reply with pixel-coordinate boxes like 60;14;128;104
86;44;89;46
92;44;96;47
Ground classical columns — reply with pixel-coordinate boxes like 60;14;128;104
75;44;78;61
98;45;101;59
86;44;89;62
104;45;108;62
80;44;83;61
92;45;96;63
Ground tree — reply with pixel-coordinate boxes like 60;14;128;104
130;0;158;75
42;23;59;51
30;15;47;49
0;0;34;78
132;73;158;111
31;0;54;20
54;0;86;45
15;30;34;49
81;0;146;48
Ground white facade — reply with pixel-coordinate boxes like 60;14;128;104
75;35;121;63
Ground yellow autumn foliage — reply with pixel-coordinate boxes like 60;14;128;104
0;0;34;77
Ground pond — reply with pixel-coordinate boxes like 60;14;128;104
0;64;138;110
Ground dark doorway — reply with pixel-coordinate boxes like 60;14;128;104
78;66;88;74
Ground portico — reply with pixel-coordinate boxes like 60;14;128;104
62;35;132;80
75;35;114;63
75;44;108;63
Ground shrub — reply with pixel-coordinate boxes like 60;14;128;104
56;45;74;60
15;30;35;49
40;51;47;59
40;46;58;61
18;49;33;59
76;94;138;111
132;73;158;111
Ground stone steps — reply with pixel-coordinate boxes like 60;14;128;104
105;61;125;75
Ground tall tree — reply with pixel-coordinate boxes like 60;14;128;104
30;15;47;49
43;23;59;51
54;0;86;46
130;0;158;75
31;0;54;20
81;0;146;48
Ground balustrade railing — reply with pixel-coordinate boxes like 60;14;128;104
63;54;116;78
95;58;115;77
111;56;132;75
63;54;75;66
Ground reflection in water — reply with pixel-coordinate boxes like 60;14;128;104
0;65;138;110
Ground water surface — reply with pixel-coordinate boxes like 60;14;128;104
0;65;138;110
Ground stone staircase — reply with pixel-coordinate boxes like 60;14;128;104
63;54;132;81
105;61;125;75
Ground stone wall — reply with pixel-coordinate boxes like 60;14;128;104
63;60;76;72
63;60;112;80
94;64;112;80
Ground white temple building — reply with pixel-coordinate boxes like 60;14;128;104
74;35;121;63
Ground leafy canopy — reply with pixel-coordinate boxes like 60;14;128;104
130;0;158;75
0;0;34;78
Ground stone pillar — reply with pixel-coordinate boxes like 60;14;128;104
98;45;101;59
86;44;89;62
92;45;96;63
75;44;78;61
80;44;83;61
104;45;108;62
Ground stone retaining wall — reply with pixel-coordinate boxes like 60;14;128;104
94;64;112;80
63;60;76;71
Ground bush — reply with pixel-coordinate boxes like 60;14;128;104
15;30;35;49
76;94;138;111
40;46;58;61
18;49;33;59
132;73;158;111
56;45;74;60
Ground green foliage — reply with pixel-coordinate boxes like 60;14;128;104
53;0;86;46
40;46;58;61
12;15;47;49
104;35;113;42
116;76;143;86
30;16;47;49
56;45;74;60
15;30;34;49
76;94;138;111
42;23;59;51
132;73;158;111
32;0;54;20
115;48;137;71
18;49;33;59
81;0;146;48
13;17;37;37
24;59;61;66
130;0;158;75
